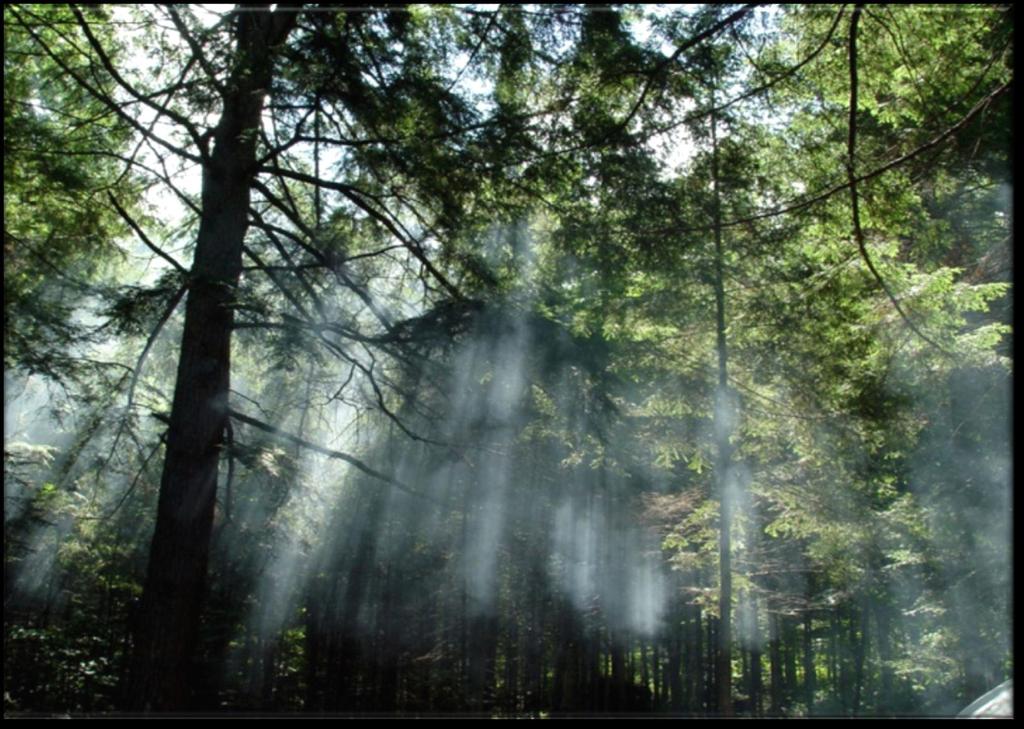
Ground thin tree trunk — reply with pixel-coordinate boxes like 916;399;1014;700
874;601;894;715
523;563;544;714
784;618;797;705
304;586;324;711
803;611;815;716
749;598;762;716
506;618;519;714
852;601;869;715
667;617;683;712
651;640;660;709
610;638;627;712
687;602;702;713
769;612;782;715
707;614;716;713
838;606;850;715
710;86;734;720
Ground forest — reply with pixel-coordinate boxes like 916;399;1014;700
3;3;1013;717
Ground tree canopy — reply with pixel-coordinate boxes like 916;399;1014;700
4;3;1012;717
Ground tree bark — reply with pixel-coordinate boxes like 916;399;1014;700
666;617;683;712
748;597;762;716
852;600;869;715
710;89;735;719
874;600;894;715
127;8;297;711
769;612;783;715
803;611;815;716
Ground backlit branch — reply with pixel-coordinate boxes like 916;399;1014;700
846;5;949;355
227;407;436;502
108;193;188;273
614;4;760;139
9;5;203;164
69;5;209;156
259;165;464;300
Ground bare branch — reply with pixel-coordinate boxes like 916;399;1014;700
126;284;188;413
241;243;313;319
250;180;399;330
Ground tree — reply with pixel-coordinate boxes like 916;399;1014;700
120;7;299;710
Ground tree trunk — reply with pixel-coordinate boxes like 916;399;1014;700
709;87;735;720
505;617;519;714
748;599;762;716
803;611;815;716
706;614;716;713
609;638;626;712
852;600;869;715
304;585;325;711
127;9;297;711
783;618;797;705
667;624;683;712
551;597;581;714
874;601;894;715
769;612;782;715
651;640;660;709
837;606;850;715
523;564;544;714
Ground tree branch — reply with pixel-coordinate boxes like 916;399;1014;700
69;5;209;154
846;5;949;355
258;166;464;300
614;4;760;139
164;5;227;97
9;5;203;163
108;193;188;273
227;407;433;501
126;284;188;413
250;179;400;330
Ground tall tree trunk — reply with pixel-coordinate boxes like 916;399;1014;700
551;597;581;714
505;617;519;714
706;614;716;713
710;89;735;719
304;584;325;711
803;611;815;716
874;601;894;715
783;618;797;705
748;598;762;716
667;617;683;712
769;612;782;715
332;485;388;711
837;606;850;715
651;640;661;709
523;562;544;714
828;609;839;701
686;602;702;713
852;600;869;715
609;638;626;712
127;9;296;711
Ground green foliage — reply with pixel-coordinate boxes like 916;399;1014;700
3;3;1011;717
4;5;139;382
